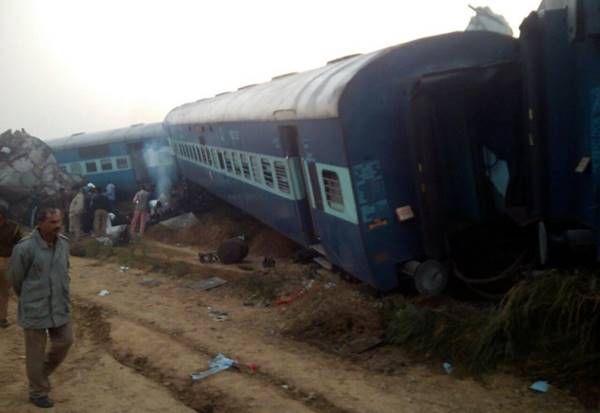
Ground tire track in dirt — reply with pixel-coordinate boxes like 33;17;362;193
75;299;326;413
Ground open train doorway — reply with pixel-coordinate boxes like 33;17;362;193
127;142;150;185
408;63;533;292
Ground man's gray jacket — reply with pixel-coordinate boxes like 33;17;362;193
6;229;71;329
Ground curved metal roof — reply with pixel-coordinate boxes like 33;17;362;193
47;122;166;151
165;48;389;125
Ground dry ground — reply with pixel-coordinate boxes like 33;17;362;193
0;235;588;413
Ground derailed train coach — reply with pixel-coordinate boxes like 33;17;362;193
164;31;529;294
48;123;178;199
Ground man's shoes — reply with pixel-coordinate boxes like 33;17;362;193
29;396;54;408
0;319;8;328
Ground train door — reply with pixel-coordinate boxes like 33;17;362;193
127;142;150;184
408;63;525;259
278;125;320;242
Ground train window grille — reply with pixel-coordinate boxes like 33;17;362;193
116;157;129;169
79;144;109;159
240;154;251;179
100;159;113;171
224;151;233;173
261;158;275;188
249;155;262;183
195;146;202;163
70;163;82;176
232;152;242;176
85;161;98;173
217;151;225;170
322;170;345;212
203;147;211;165
274;161;291;193
199;147;205;164
206;148;214;166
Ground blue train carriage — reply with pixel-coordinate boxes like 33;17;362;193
519;1;600;259
47;123;178;199
165;31;526;293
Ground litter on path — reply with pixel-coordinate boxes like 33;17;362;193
97;289;110;297
191;353;237;381
120;266;129;272
530;381;550;393
187;276;227;291
207;307;229;321
443;362;454;375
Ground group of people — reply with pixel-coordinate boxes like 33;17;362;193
60;182;116;240
61;182;152;241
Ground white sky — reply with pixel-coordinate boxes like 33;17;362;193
0;0;541;140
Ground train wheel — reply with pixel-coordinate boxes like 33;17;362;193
414;260;448;296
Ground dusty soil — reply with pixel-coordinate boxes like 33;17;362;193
0;235;588;413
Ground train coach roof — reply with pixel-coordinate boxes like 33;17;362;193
164;48;388;125
46;123;167;150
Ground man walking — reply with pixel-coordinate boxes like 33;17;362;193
0;202;23;328
7;207;73;409
68;186;85;241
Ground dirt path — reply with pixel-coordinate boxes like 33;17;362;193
0;247;586;412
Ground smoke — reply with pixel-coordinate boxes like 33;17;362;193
142;141;177;202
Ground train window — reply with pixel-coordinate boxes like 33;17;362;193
322;170;345;212
116;157;129;169
240;154;251;179
261;158;274;188
70;163;82;175
274;161;291;193
85;161;98;173
100;159;113;171
79;144;109;159
249;155;261;183
217;151;225;170
224;151;233;173
232;152;242;176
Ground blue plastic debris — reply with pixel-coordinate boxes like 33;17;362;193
443;362;454;375
191;353;237;381
530;381;550;393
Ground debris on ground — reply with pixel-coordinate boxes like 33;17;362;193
217;238;249;264
97;289;110;297
207;308;229;322
530;381;550;393
190;353;237;381
120;266;129;272
159;212;200;230
140;278;161;288
198;252;219;263
443;362;454;375
348;337;384;354
187;277;227;291
0;129;74;224
262;257;276;268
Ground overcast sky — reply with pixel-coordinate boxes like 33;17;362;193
0;0;541;140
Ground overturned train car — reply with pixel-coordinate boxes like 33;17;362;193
47;123;178;199
164;31;531;293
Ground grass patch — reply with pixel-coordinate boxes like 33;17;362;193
386;269;600;387
239;273;283;306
